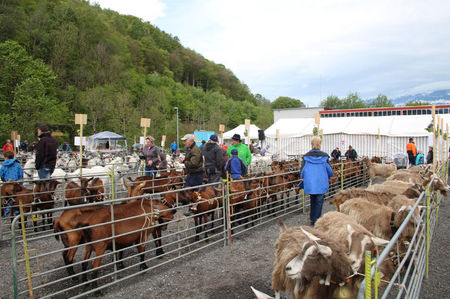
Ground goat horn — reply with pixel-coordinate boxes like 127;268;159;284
250;287;274;299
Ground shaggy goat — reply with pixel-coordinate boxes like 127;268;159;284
272;222;352;299
330;188;395;211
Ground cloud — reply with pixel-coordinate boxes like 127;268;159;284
94;0;450;106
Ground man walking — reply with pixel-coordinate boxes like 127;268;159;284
35;124;58;180
179;134;204;187
203;134;223;183
300;137;333;225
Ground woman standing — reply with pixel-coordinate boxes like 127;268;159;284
300;137;334;225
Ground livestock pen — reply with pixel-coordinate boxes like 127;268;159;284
5;160;369;298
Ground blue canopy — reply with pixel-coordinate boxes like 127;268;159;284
87;131;127;152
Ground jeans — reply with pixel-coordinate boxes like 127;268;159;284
145;165;157;177
309;194;324;225
38;168;54;180
186;172;204;187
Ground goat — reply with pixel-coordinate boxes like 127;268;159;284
330;188;395;211
315;212;389;279
64;178;93;206
79;198;175;288
362;157;397;185
86;177;105;202
33;180;61;230
272;222;352;299
188;185;223;241
339;198;417;241
366;179;422;199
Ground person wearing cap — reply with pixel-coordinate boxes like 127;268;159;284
170;140;178;156
203;134;223;183
226;134;252;166
344;145;357;161
406;138;417;166
331;147;341;162
300;136;333;225
35;124;58;179
142;136;161;177
179;134;204;187
224;149;247;180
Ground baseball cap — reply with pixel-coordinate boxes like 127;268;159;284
231;149;238;155
209;134;218;141
181;134;195;141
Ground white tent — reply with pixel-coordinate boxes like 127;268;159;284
264;115;448;159
223;124;261;140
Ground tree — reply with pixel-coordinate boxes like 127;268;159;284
405;100;430;106
342;93;366;109
320;95;342;108
271;96;305;109
368;94;394;107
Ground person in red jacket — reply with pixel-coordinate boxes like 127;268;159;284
3;140;13;153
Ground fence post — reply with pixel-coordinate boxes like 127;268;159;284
426;185;430;279
226;174;232;246
340;161;344;190
302;189;305;214
110;200;117;281
19;200;34;299
365;250;372;299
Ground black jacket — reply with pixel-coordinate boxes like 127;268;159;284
35;132;58;170
331;149;341;161
426;150;433;164
203;142;222;171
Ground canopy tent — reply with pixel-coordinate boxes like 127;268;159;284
87;131;128;152
264;115;446;138
223;124;261;140
264;115;448;160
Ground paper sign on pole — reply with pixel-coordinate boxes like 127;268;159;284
219;124;225;132
314;113;320;125
139;136;145;145
75;114;87;125
140;118;151;127
74;137;88;146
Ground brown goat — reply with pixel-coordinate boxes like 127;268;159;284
86;178;105;202
64;178;93;206
188;185;223;241
79;198;175;288
33;180;61;230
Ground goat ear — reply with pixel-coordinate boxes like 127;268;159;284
371;236;389;246
317;244;332;257
250;286;274;299
278;220;287;232
346;224;355;249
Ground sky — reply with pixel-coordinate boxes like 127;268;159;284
93;0;450;106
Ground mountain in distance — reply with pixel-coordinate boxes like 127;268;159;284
390;89;450;106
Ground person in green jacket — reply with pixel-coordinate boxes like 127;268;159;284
226;134;252;166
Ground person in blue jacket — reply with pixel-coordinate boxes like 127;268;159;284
0;151;23;182
224;149;247;180
415;150;424;165
299;137;333;225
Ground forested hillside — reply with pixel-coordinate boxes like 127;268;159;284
0;0;273;144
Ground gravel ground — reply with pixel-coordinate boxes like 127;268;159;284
1;187;448;298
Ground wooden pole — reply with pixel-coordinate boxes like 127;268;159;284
441;118;444;163
219;124;225;145
436;115;440;172
276;129;280;159
245;119;250;145
75;114;87;176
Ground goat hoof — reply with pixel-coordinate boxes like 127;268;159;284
140;263;148;271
